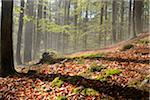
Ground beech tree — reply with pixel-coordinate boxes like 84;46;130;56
0;0;16;77
24;0;34;63
112;0;117;43
16;0;25;65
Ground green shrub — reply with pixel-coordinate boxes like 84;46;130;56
56;96;67;100
105;69;121;76
122;44;134;51
89;63;106;72
51;77;64;88
81;88;99;96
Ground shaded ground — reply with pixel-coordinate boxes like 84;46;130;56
0;33;150;100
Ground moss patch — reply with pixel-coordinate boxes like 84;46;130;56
105;69;121;76
81;88;99;96
81;53;104;58
73;86;84;94
51;77;64;88
56;96;67;100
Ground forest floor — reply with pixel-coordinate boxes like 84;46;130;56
0;33;150;100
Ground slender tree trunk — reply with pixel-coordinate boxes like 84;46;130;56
33;0;38;60
65;0;70;53
112;0;117;43
104;1;107;46
74;0;78;50
35;0;43;58
120;0;124;41
16;0;24;65
133;0;136;37
83;2;89;50
135;0;143;34
62;0;67;53
24;0;34;63
128;0;132;37
99;3;104;47
44;1;48;51
1;0;16;77
105;1;107;20
48;0;52;49
147;0;149;32
56;0;62;52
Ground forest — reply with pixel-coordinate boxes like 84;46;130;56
0;0;150;99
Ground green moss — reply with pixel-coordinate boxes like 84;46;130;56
81;53;104;58
76;58;85;64
73;87;84;94
105;69;121;76
122;44;134;51
56;96;67;100
96;75;107;81
81;88;99;96
51;77;64;88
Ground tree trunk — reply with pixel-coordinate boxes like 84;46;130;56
83;2;89;50
134;0;143;34
112;0;117;43
1;0;16;77
73;0;78;50
24;0;34;63
133;0;136;37
105;1;107;20
35;0;43;58
99;3;104;47
128;0;132;37
16;0;24;65
44;1;48;51
65;0;70;53
104;1;107;46
120;0;124;41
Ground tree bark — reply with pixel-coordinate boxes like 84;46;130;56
112;0;117;42
35;0;43;58
83;2;89;50
120;0;124;41
99;3;104;47
16;0;24;65
104;1;107;46
44;1;48;51
134;0;143;34
73;0;78;50
128;0;132;37
1;0;16;77
133;0;136;37
24;0;34;63
33;0;38;60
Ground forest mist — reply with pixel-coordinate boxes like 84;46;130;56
0;0;149;65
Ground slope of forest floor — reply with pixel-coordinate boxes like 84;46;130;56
67;33;150;58
0;33;150;100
